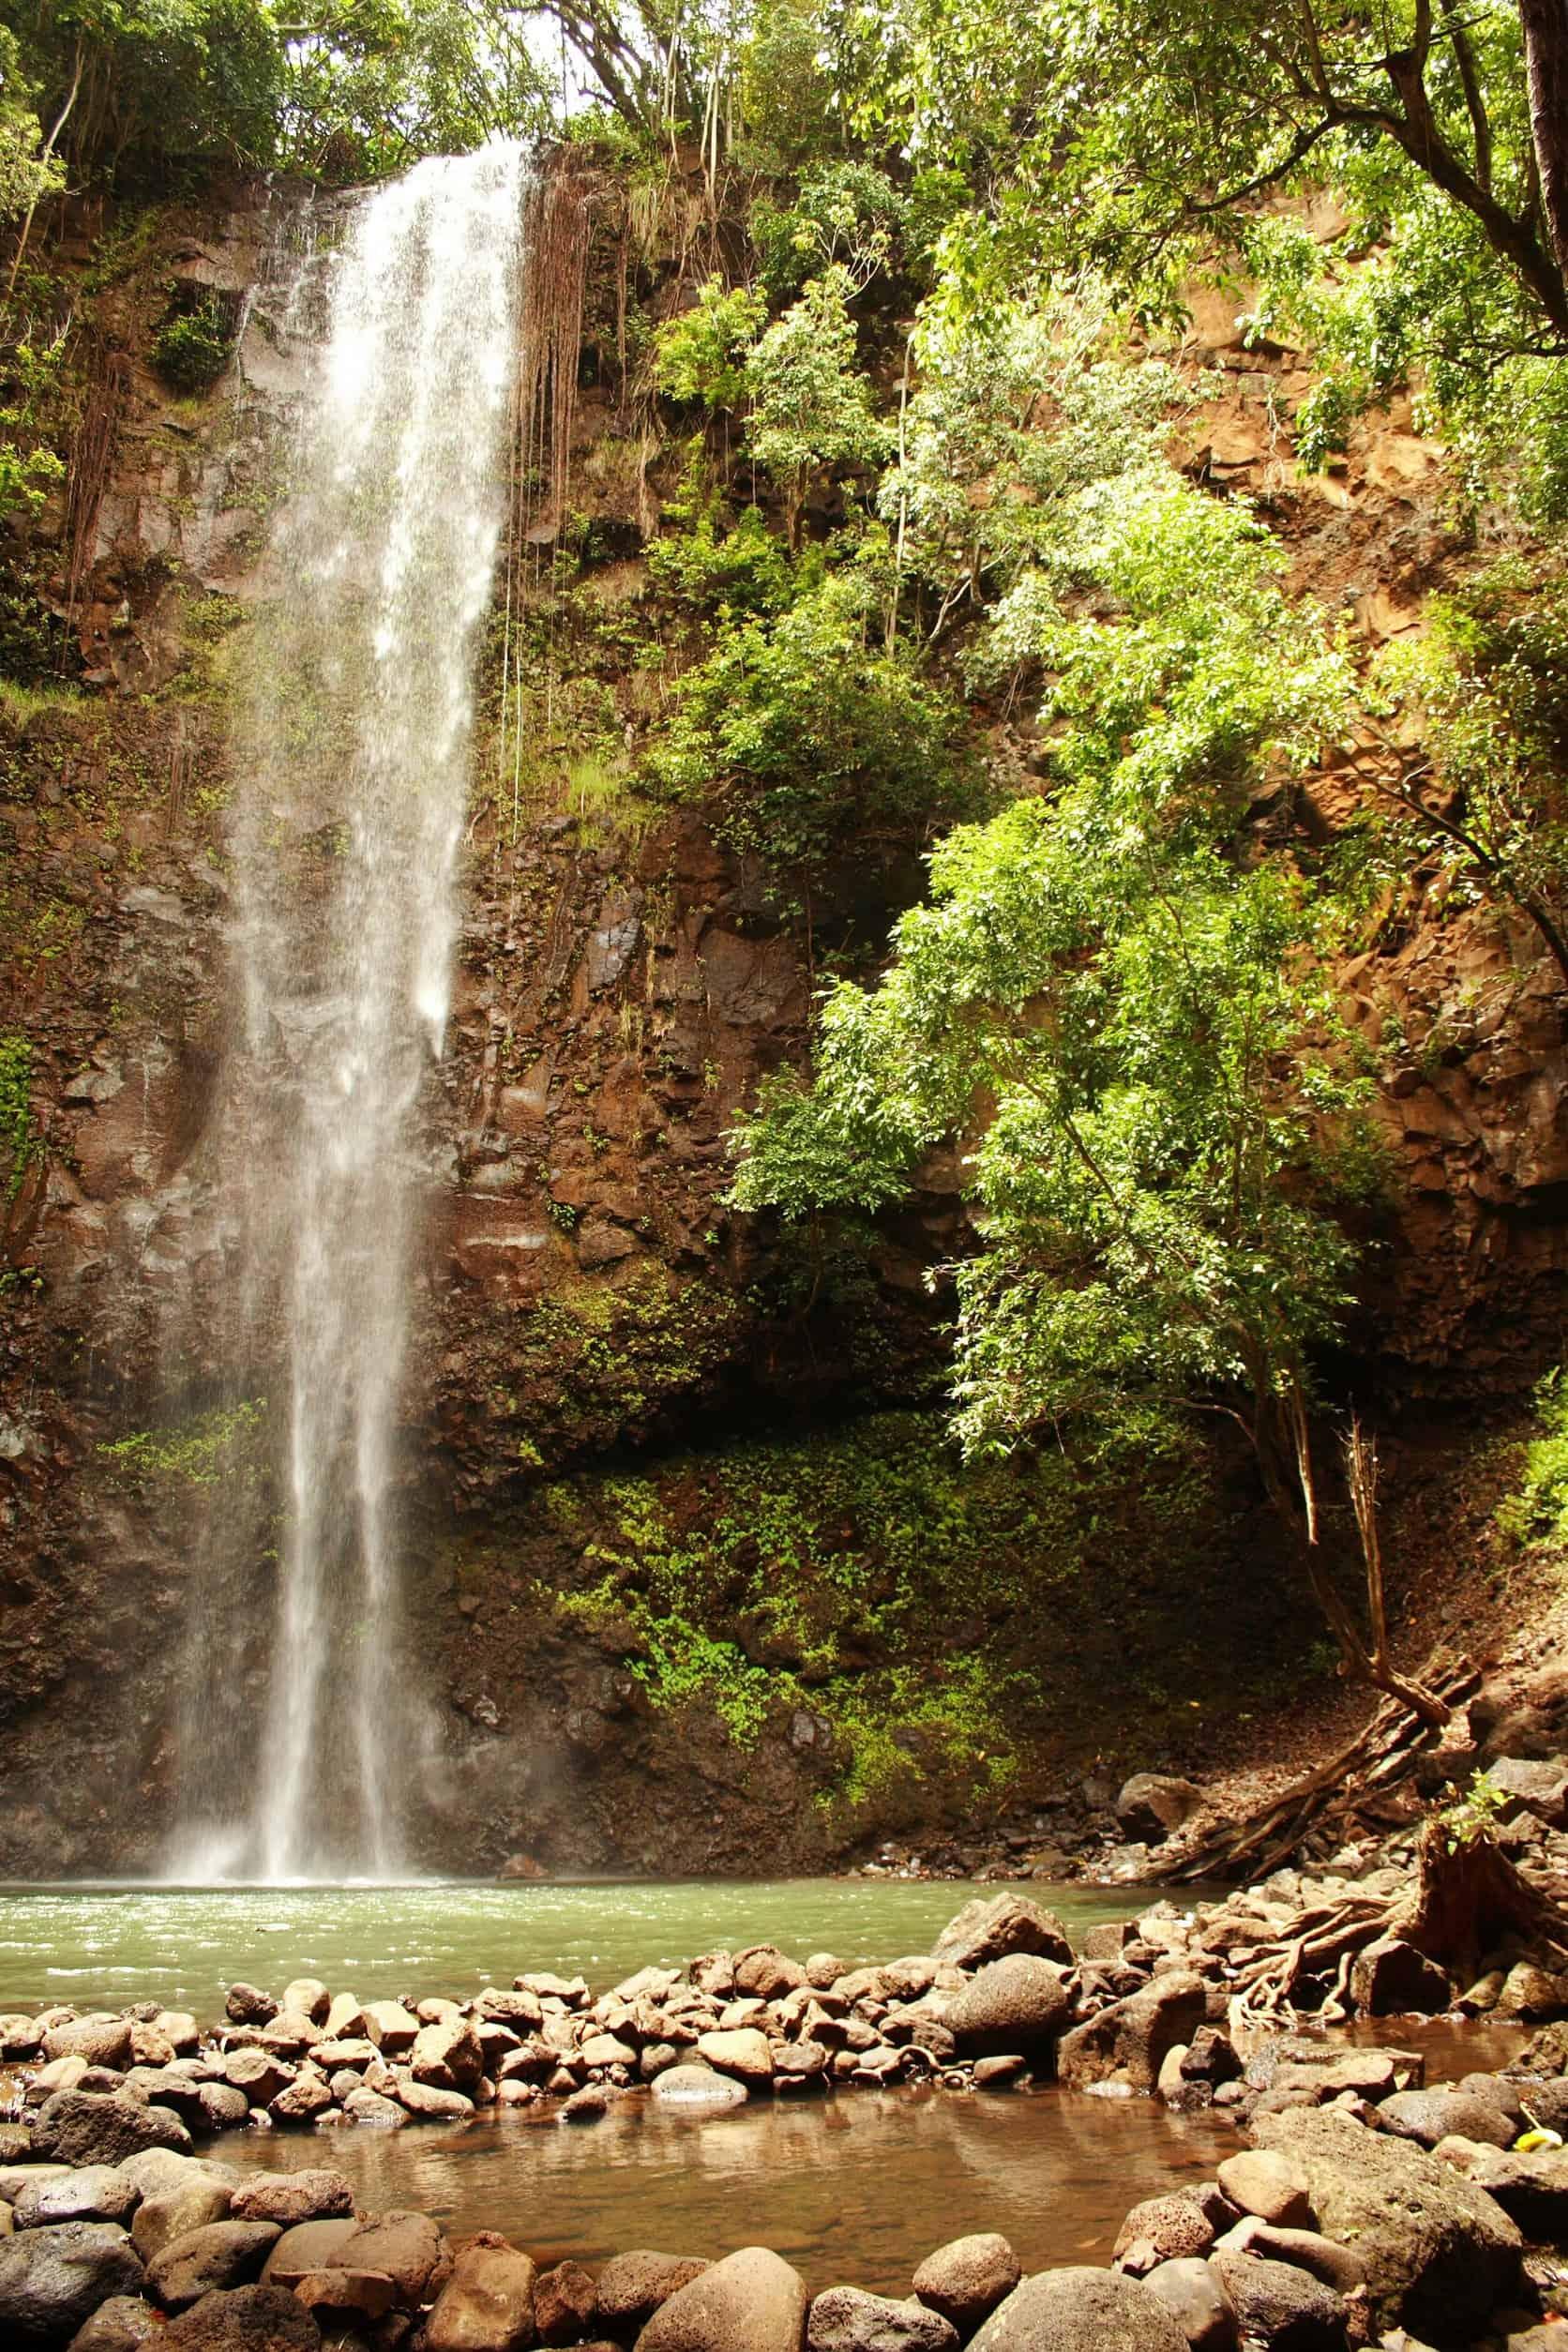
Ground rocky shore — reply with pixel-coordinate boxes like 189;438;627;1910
6;1873;1568;2348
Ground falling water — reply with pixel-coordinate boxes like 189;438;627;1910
170;143;527;1881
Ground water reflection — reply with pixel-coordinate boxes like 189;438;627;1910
223;2085;1232;2292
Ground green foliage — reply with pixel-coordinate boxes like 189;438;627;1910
151;297;233;392
2;0;283;186
731;453;1366;1479
0;25;61;216
973;470;1351;817
879;280;1182;630
0;1032;36;1201
541;1409;1162;1806
744;266;889;541
0;319;65;527
98;1397;266;1491
647;552;973;882
1499;1367;1568;1545
646;490;794;618
1372;557;1568;970
1441;1768;1506;1850
277;0;552;181
751;159;907;300
653;277;766;414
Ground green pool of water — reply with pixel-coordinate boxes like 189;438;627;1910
0;1877;1139;2020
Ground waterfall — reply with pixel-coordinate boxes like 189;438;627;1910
168;143;527;1882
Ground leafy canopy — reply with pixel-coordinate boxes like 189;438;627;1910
731;456;1365;1468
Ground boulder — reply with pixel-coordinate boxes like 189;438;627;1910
330;2210;450;2309
1139;2259;1237;2352
394;2074;475;2120
0;2220;145;2345
693;2030;774;2086
594;2251;709;2335
227;2172;354;2227
1434;2140;1568;2239
361;2001;419;2052
423;2232;536;2351
1496;1962;1568;2021
1057;1973;1207;2095
290;2269;395;2323
1485;1757;1568;1824
808;2286;957;2352
1209;2223;1364;2299
133;2179;235;2260
932;1897;1073;1973
1252;2104;1520;2333
1347;1938;1450;2017
911;2237;1020;2334
636;2246;807;2352
221;2053;294;2108
148;2221;282;2311
259;2219;359;2289
732;1948;808;2000
64;2293;162;2348
649;2067;746;2111
266;2076;333;2125
1379;2089;1515;2150
411;2017;486;2092
536;2257;597;2344
1115;1777;1202;1844
341;2088;406;2128
1216;2151;1314;2229
1208;2252;1347;2350
1112;2194;1215;2268
160;2284;322;2347
32;2093;191;2169
278;1984;329;2028
945;1958;1074;2058
42;2021;135;2072
13;2164;141;2228
968;2268;1189;2352
224;1989;279;2028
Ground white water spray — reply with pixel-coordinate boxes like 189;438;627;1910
171;143;526;1881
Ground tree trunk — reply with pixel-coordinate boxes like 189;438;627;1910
1521;0;1568;296
1396;1816;1565;1977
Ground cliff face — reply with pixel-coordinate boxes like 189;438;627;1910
2;174;1566;1880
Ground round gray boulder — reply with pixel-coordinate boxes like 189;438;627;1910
969;2268;1188;2352
0;2220;145;2346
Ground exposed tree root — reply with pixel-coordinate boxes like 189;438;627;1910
1171;1652;1480;1887
1226;1818;1568;2031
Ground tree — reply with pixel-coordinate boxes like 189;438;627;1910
1;0;282;185
729;457;1451;1717
744;264;887;546
276;0;552;181
646;551;972;891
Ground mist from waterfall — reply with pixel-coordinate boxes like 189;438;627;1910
168;143;527;1882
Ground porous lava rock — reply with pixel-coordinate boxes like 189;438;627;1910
1056;1974;1207;2095
968;2267;1189;2352
1252;2105;1521;2334
161;2283;323;2347
807;2285;958;2352
911;2236;1021;2333
932;1898;1073;1972
422;2232;537;2352
0;2218;145;2345
594;2250;710;2335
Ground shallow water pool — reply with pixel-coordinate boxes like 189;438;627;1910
0;1877;1138;2017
